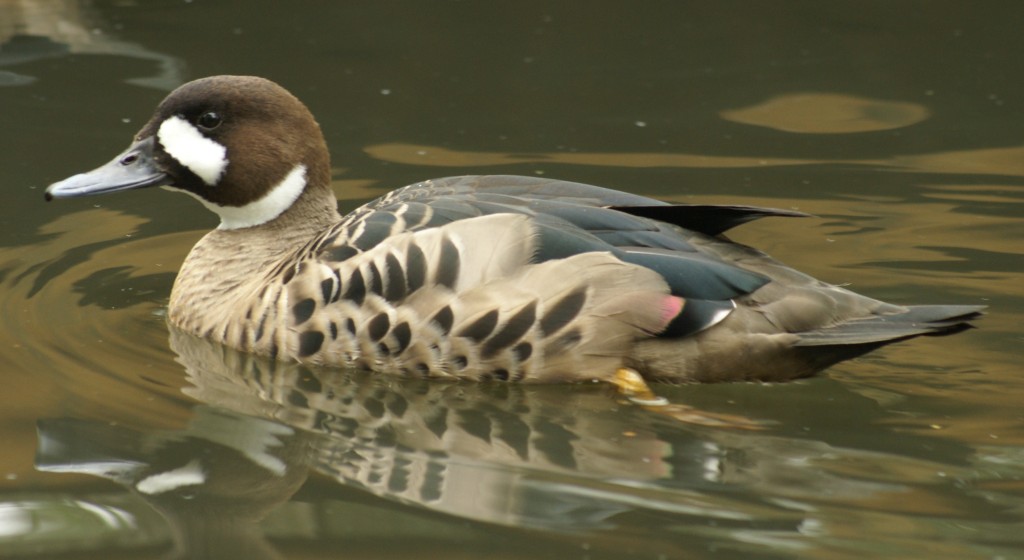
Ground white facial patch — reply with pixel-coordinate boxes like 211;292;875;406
157;115;228;185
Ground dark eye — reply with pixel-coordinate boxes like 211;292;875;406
196;111;222;130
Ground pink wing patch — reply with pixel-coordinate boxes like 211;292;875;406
660;296;686;328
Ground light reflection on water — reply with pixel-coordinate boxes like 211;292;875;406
2;1;1024;559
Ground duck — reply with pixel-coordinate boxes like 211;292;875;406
45;75;982;385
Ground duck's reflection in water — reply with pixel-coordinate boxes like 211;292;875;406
38;328;969;557
35;329;682;557
37;409;307;560
169;328;681;531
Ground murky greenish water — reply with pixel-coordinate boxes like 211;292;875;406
2;1;1023;558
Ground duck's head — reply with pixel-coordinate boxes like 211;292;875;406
46;76;334;230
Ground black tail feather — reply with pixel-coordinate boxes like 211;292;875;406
609;203;812;236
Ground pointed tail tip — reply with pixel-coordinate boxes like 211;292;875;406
904;304;987;329
919;304;986;336
793;304;986;348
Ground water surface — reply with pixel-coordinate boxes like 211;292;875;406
2;2;1022;559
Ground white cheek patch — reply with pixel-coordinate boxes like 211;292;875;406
157;115;228;185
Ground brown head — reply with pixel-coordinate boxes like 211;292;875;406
46;76;334;230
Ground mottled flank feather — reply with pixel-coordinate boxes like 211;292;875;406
273;214;674;382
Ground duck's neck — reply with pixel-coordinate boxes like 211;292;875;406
168;184;341;333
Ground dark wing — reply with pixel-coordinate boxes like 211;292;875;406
309;175;805;338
